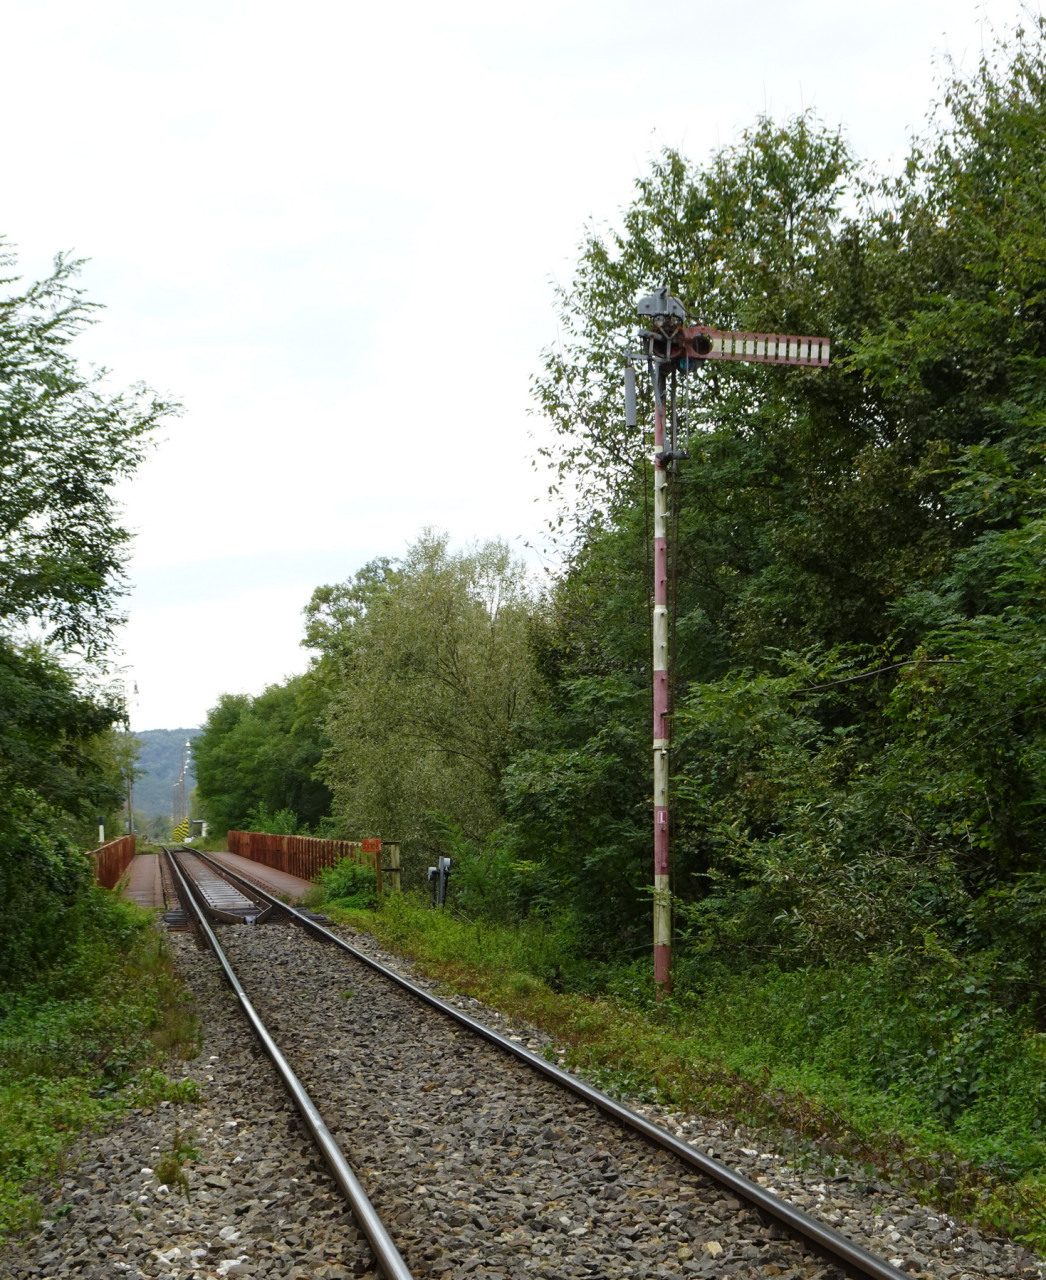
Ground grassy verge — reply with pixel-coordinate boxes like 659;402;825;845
0;890;200;1243
192;833;230;854
324;892;1046;1252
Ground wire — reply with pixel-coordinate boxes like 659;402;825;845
793;658;966;695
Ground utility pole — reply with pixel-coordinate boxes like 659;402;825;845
124;682;138;835
172;738;192;826
631;288;830;996
125;746;134;835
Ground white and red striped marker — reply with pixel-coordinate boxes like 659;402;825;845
679;325;830;367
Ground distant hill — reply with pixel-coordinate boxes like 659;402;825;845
133;727;201;819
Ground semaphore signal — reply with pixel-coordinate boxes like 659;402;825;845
628;288;830;996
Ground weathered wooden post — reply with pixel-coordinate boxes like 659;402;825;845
383;842;402;894
362;837;383;895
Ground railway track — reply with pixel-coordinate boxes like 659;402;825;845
163;845;907;1280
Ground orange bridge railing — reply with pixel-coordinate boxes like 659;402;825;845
92;835;137;889
227;831;400;894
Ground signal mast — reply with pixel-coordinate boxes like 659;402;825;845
628;288;830;995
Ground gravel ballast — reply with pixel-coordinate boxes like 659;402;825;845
1;913;1043;1280
315;920;1046;1280
0;932;374;1280
221;925;844;1280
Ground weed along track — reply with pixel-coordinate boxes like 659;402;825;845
163;847;918;1280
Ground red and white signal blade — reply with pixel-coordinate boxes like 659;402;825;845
683;324;830;367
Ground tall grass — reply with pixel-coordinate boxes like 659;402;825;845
0;890;199;1242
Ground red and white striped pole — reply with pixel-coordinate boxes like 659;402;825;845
651;369;672;995
626;356;672;997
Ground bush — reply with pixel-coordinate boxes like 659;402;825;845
431;814;557;924
243;804;301;835
313;857;379;911
0;788;95;987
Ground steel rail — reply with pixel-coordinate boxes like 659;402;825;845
185;847;902;1280
163;849;415;1280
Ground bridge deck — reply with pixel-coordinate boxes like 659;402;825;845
123;854;164;909
207;850;313;903
121;849;312;910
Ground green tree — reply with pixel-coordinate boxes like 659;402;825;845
522;113;868;942
313;533;540;870
0;245;175;651
515;18;1046;982
193;676;333;835
669;20;1046;972
0;246;175;982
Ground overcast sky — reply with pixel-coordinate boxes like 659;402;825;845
2;0;1032;730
